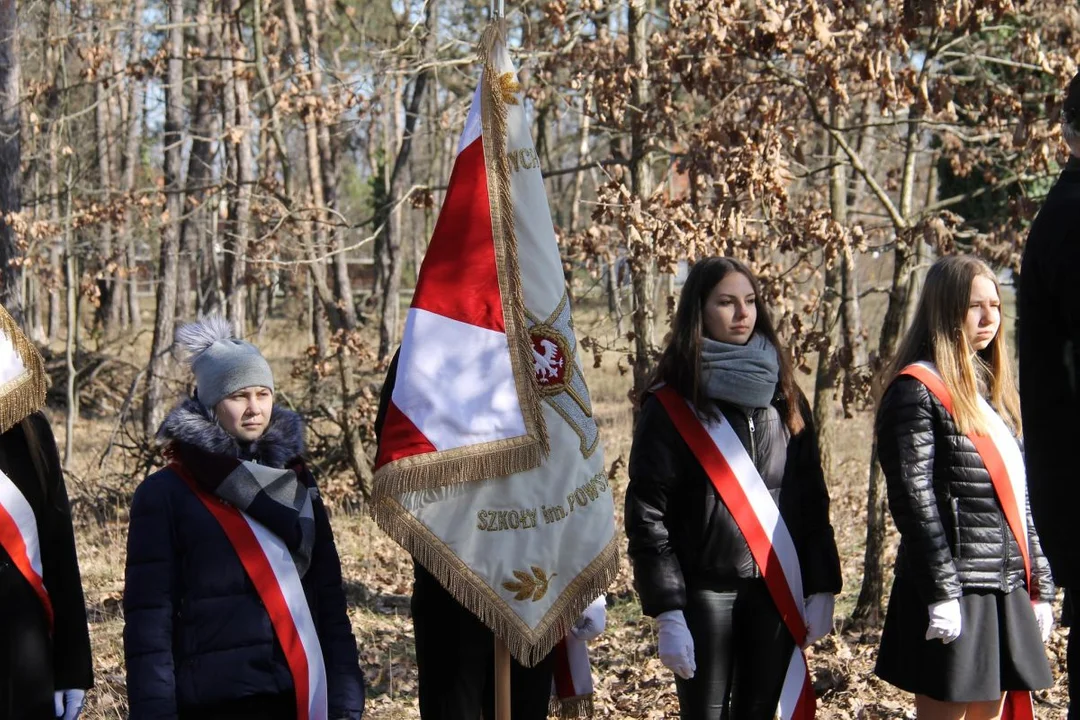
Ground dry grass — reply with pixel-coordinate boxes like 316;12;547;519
54;306;1070;719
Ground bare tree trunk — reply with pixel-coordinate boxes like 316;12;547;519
143;0;185;436
377;0;438;360
0;0;23;320
302;0;356;330
93;73;120;335
628;0;654;417
853;106;923;623
177;0;214;322
813;106;847;479
222;0;251;331
120;0;146;331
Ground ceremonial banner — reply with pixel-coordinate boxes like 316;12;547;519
371;21;617;667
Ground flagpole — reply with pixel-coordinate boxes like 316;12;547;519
495;637;512;720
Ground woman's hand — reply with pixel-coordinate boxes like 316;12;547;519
925;599;962;644
803;593;835;647
1033;601;1054;642
571;595;607;642
656;610;696;680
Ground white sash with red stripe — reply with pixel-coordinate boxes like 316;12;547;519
897;363;1036;720
0;468;52;630
655;387;815;720
550;634;593;717
177;467;329;720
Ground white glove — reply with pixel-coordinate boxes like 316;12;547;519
926;599;962;644
54;689;86;720
656;609;696;680
803;593;835;647
571;595;607;642
1033;601;1054;643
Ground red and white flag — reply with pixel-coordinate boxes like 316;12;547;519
372;21;617;671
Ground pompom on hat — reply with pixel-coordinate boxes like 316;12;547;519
174;315;274;410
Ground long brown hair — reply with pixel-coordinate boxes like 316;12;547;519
648;257;805;434
884;254;1021;435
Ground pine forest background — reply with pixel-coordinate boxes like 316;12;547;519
0;0;1076;716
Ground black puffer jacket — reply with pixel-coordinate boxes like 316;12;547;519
876;375;1054;605
625;389;842;617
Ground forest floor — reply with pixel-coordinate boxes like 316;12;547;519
56;311;1071;720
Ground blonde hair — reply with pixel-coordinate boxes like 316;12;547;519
884;254;1021;436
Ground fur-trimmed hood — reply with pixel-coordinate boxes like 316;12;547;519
156;397;305;469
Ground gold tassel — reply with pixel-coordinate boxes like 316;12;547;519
370;494;621;669
549;694;595;719
0;304;48;435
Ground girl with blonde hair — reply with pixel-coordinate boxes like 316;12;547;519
875;254;1054;719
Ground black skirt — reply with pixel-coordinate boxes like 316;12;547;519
875;578;1052;702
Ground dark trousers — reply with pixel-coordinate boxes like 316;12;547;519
675;579;795;720
179;692;297;720
1068;591;1078;720
412;561;555;720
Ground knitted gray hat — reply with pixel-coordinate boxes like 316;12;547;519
174;315;274;410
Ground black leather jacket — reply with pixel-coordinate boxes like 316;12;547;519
876;375;1054;605
625;390;842;617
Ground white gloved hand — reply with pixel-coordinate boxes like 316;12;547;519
1033;601;1054;643
656;609;696;680
803;593;835;647
926;599;962;644
571;595;607;642
54;689;86;720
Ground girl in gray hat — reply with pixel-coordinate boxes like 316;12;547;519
122;316;365;720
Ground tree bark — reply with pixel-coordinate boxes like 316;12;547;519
377;0;438;360
177;0;215;322
119;0;146;332
143;0;184;436
628;0;654;418
0;0;23;320
853;105;923;622
222;0;252;331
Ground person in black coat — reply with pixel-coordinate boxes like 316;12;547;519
123;316;365;720
1018;71;1080;719
625;257;842;720
374;351;607;720
876;255;1053;719
0;307;92;720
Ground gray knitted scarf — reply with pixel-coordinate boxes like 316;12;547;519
700;334;780;408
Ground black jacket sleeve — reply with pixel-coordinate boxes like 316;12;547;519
625;396;687;617
790;399;842;596
21;413;94;691
1027;490;1056;603
307;474;365;719
876;376;962;604
123;474;179;719
374;349;400;444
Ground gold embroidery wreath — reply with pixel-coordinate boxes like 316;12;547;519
496;72;521;105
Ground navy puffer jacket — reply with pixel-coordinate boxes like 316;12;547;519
123;399;365;719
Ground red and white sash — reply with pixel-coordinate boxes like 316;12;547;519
551;634;593;717
175;466;329;720
898;363;1035;720
0;469;52;630
656;386;815;720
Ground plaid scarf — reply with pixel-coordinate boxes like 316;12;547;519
168;441;317;577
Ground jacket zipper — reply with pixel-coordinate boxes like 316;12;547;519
747;412;757;464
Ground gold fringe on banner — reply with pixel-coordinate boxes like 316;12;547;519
0;304;48;435
549;694;595;719
370;491;621;668
370;18;548;498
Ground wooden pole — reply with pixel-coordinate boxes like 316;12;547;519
494;637;511;720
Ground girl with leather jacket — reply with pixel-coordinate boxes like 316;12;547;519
625;257;842;719
875;255;1054;719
